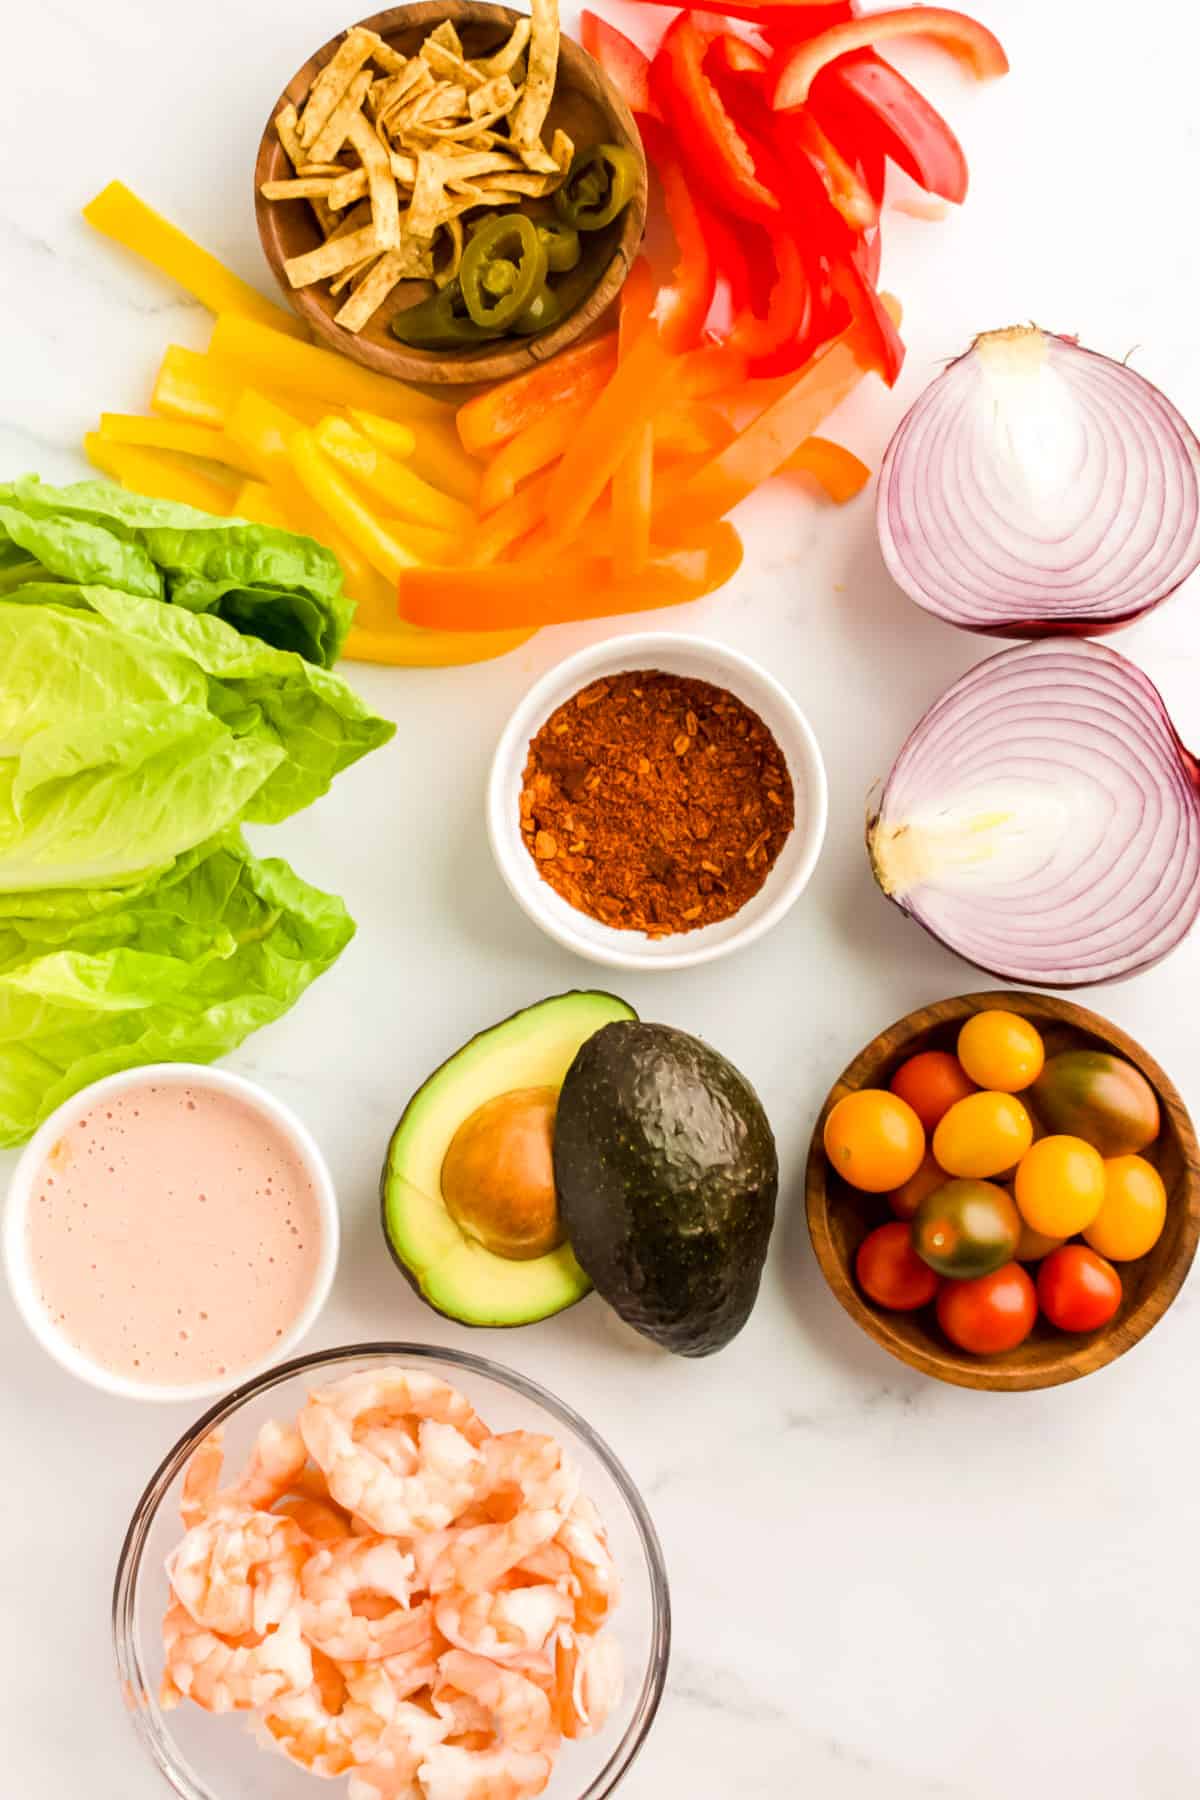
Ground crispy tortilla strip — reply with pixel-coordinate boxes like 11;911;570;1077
439;150;526;180
327;198;373;240
334;240;435;331
419;114;508;143
373;63;430;117
298;26;378;147
259;177;338;200
378;65;436;131
284;223;379;287
474;18;531;79
346;110;401;250
421;40;486;90
297;161;349;177
305;67;373;163
435;217;464;287
468;167;564;196
508;0;558;151
408;151;449;238
329;250;380;296
368;36;407;75
469;75;517;118
274;103;306;169
427;19;465;57
390;150;419;185
327;167;368;210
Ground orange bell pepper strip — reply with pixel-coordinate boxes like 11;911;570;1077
611;258;657;578
773;8;1009;108
397;523;744;630
465;471;555;566
456;334;617;456
780;435;871;502
654;405;735;458
478;396;594;514
546;329;680;545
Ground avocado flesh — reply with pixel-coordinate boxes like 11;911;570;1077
382;990;637;1327
554;1021;779;1356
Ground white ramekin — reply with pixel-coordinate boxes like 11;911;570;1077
488;632;828;972
3;1063;339;1403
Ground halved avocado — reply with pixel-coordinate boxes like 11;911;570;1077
381;991;636;1326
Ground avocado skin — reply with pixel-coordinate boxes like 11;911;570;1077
554;1021;778;1356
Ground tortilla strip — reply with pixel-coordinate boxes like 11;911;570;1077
474;18;531;79
408;151;449;238
369;37;407;75
418;114;508;143
373;63;430;118
346;110;401;250
421;40;487;91
416;83;470;125
284;223;380;287
305;67;373;164
435;218;464;287
380;71;439;135
390;150;419;185
465;168;564;196
327;198;373;241
437;150;527;180
259;177;339;200
298;26;379;147
469;75;517;119
327;167;368;210
518;126;573;178
334;241;435;331
274;104;306;169
330;250;381;296
427;20;465;58
507;0;557;151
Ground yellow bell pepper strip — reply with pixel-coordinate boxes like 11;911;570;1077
780;435;871;503
477;396;593;515
98;412;262;479
456;333;617;455
290;429;420;586
343;620;534;666
83;181;308;339
312;418;472;535
611;258;657;578
546;329;680;545
207;315;453;426
398;523;743;629
464;471;555;566
231;479;290;528
349;410;480;507
379;517;459;563
773;8;1010;108
152;346;240;427
83;434;235;514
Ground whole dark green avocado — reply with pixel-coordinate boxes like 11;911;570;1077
553;1021;778;1356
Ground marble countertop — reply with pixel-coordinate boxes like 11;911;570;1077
4;2;1200;1795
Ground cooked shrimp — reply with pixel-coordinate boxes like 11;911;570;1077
480;1433;580;1520
304;1370;488;1449
429;1507;563;1598
416;1743;553;1800
434;1584;572;1663
160;1599;312;1714
274;1496;353;1544
550;1631;623;1740
257;1655;396;1777
344;1701;451;1800
299;1535;417;1662
179;1429;225;1528
178;1420;307;1527
168;1508;308;1638
379;1601;442;1698
301;1383;486;1536
554;1496;619;1633
358;1422;420;1477
435;1651;551;1754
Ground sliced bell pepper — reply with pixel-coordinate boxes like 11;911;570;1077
290;429;420;586
349;410;481;507
232;479;290;528
456;334;617;455
98;412;262;478
639;119;717;353
705;33;771;81
478;394;595;514
545;325;680;543
152;346;240;428
780;434;870;501
378;517;459;563
809;49;969;204
651;15;782;223
83;181;308;339
654;405;736;457
783;111;880;230
397;524;744;630
580;12;660;118
312;418;473;534
343;622;534;666
208;314;453;426
465;470;555;566
773;7;1010;109
635;0;851;26
83;434;235;514
727;229;816;374
611;258;657;577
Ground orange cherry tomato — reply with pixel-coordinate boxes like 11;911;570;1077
1084;1156;1167;1261
1037;1245;1122;1332
889;1050;977;1131
936;1262;1037;1354
932;1091;1033;1180
1014;1218;1066;1262
855;1221;940;1311
956;1010;1044;1093
824;1089;925;1193
887;1151;946;1221
1014;1135;1105;1238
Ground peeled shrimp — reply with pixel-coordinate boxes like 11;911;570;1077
168;1508;308;1638
379;1602;442;1698
549;1631;623;1741
257;1655;396;1777
416;1743;552;1800
301;1375;487;1535
275;1496;353;1544
160;1599;312;1714
429;1507;564;1598
345;1701;451;1800
179;1420;307;1528
434;1652;551;1754
554;1495;619;1634
300;1536;417;1662
434;1585;572;1663
480;1434;579;1520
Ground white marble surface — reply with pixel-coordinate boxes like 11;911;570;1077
4;2;1200;1794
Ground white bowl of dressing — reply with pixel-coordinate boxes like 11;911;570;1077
3;1064;339;1403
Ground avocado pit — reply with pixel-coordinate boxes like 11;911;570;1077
440;1085;564;1261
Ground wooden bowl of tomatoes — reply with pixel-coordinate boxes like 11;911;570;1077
805;992;1200;1391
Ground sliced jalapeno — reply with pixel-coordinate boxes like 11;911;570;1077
508;283;565;337
553;145;639;231
460;214;548;332
536;218;582;273
389;281;502;349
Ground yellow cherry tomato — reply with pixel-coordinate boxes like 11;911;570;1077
932;1091;1034;1180
956;1010;1045;1093
1014;1218;1066;1262
1083;1155;1167;1261
1014;1135;1106;1238
824;1089;925;1194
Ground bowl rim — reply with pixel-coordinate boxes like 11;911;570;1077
253;0;648;386
805;990;1200;1393
112;1340;672;1800
3;1063;340;1404
486;630;830;972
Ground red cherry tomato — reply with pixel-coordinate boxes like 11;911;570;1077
889;1050;976;1131
1036;1245;1122;1333
936;1262;1036;1354
855;1222;939;1311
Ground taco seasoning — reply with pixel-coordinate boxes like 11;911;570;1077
519;669;795;936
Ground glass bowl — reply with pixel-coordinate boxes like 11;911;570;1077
113;1343;671;1799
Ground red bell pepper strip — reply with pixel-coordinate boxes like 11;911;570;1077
782;110;880;229
810;49;968;203
635;0;851;25
640;119;717;352
773;8;1010;109
727;230;816;373
651;15;782;223
579;12;660;120
457;335;616;454
705;33;770;81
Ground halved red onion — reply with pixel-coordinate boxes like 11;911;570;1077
877;326;1200;635
867;638;1200;986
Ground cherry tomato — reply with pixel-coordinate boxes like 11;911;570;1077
889;1051;976;1131
887;1151;946;1221
824;1090;925;1193
1037;1245;1122;1332
1014;1218;1065;1262
936;1262;1037;1355
956;1010;1045;1093
1014;1135;1105;1238
932;1091;1033;1180
1084;1156;1167;1261
855;1222;940;1311
912;1179;1021;1279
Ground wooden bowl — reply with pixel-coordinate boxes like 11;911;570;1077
806;992;1200;1392
254;3;647;385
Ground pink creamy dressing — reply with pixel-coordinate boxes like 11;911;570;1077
27;1082;323;1385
